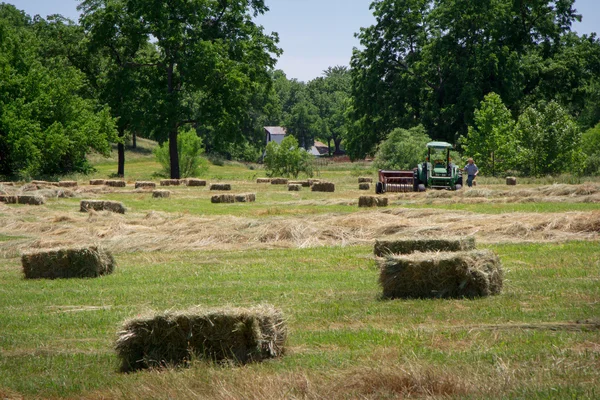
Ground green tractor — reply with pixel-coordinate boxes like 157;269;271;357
376;141;462;193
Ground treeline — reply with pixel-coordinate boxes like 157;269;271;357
1;0;600;180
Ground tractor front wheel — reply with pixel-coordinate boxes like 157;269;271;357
418;183;426;192
376;182;384;194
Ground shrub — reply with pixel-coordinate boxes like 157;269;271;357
264;136;314;178
154;128;209;178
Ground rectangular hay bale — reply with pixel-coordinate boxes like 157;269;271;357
80;200;126;214
358;196;387;207
0;195;18;204
311;182;335;192
160;179;182;186
135;181;156;189
288;184;301;191
152;190;171;198
358;177;373;183
115;305;286;372
235;193;256;202
270;178;288;185
186;179;207;187
256;178;272;183
379;250;503;299
374;236;476;257
22;246;115;279
359;183;371;191
89;179;107;186
106;180;127;188
58;181;78;188
211;194;235;203
210;183;232;191
17;195;45;205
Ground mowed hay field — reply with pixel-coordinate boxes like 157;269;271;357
1;143;599;399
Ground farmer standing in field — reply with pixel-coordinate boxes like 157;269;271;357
464;158;479;187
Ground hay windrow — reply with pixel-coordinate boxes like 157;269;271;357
379;249;503;299
21;246;115;279
80;200;126;214
115;305;286;371
210;183;232;191
312;182;335;192
374;237;476;256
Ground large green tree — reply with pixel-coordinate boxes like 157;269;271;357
348;0;586;159
0;4;117;179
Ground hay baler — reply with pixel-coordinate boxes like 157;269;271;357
376;141;462;193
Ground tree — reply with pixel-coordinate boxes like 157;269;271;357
460;93;518;176
264;135;313;178
373;125;431;171
154;127;209;177
0;4;117;179
581;123;600;175
516;101;583;176
348;0;584;159
80;0;280;178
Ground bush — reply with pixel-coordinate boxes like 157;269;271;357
374;125;431;170
582;123;600;175
154;128;209;178
264;136;314;178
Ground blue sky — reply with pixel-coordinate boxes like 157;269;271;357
9;0;600;82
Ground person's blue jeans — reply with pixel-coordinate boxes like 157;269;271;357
467;175;475;187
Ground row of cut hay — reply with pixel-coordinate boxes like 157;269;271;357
374;237;476;256
311;182;335;192
379;250;503;299
115;305;286;372
210;183;231;191
0;195;45;205
359;196;387;207
21;246;115;279
80;200;126;214
212;193;256;203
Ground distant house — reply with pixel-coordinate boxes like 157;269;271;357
264;126;287;146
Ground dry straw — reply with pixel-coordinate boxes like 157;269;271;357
89;179;107;186
374;237;475;256
270;178;288;185
106;180;127;188
115;305;286;372
235;193;256;203
80;200;126;214
212;194;235;203
152;190;171;198
288;184;301;191
186;179;207;187
379;249;503;299
135;181;156;189
359;196;387;207
210;183;231;191
311;182;335;192
160;179;182;186
358;177;373;183
22;246;115;279
359;183;371;191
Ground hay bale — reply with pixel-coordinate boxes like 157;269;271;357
80;200;126;214
506;177;517;186
358;196;387;207
17;195;45;205
288;184;301;191
235;193;256;203
359;183;371;190
307;179;321;186
379;250;503;299
374;237;476;257
152;190;171;198
311;182;335;192
256;178;272;184
22;246;115;279
135;181;156;189
186;179;207;187
115;305;286;372
160;179;182;186
0;195;18;204
270;178;288;185
358;177;373;183
0;182;15;186
106;180;127;188
289;180;310;187
211;194;235;203
31;180;57;186
58;181;78;188
210;183;231;191
89;179;107;186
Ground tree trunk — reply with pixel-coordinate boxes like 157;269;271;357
167;62;180;179
334;137;342;155
132;132;137;149
169;127;179;179
117;126;125;177
327;138;332;156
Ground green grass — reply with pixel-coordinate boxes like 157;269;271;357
0;242;599;398
402;201;600;214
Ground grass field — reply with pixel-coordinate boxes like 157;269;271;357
0;143;599;399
